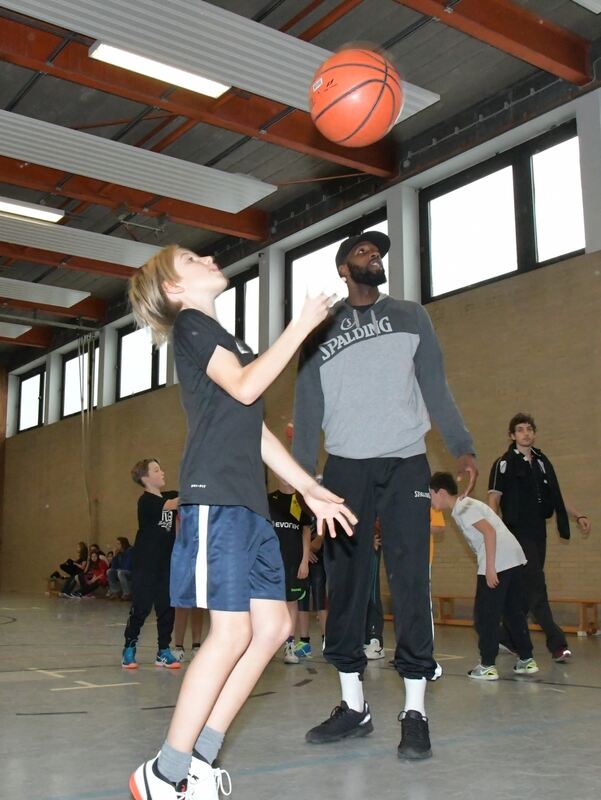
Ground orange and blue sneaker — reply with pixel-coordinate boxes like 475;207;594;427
155;649;182;669
294;641;312;658
122;645;138;670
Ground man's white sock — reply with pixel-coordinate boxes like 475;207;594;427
339;671;365;712
403;677;426;717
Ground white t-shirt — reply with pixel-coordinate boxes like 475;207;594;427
451;497;526;575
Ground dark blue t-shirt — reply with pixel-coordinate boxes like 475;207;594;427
173;308;268;519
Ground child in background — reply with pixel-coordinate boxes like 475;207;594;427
268;480;311;664
296;519;328;658
121;459;180;671
364;509;446;660
429;472;539;681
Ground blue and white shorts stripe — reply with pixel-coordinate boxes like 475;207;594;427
171;504;286;611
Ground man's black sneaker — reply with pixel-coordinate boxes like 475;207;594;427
305;701;373;744
397;710;432;760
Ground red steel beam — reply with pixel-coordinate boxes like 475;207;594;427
0;17;396;178
0;294;106;322
297;0;365;41
0;243;135;279
0;327;52;348
393;0;591;85
0;157;268;241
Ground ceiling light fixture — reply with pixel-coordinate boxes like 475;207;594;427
89;41;230;98
0;196;64;223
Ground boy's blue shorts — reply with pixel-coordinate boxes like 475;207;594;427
170;504;285;611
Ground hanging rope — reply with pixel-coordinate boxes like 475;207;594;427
77;334;97;550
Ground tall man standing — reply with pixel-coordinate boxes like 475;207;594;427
488;413;591;662
292;231;477;760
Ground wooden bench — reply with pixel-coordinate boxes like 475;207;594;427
430;595;601;636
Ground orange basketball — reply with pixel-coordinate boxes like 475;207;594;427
309;48;404;148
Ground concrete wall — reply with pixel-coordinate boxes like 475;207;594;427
2;251;599;604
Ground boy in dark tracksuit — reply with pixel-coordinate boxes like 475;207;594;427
293;231;477;760
488;413;590;662
122;458;180;670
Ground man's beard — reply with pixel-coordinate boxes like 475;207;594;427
347;260;386;287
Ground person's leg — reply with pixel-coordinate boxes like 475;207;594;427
165;609;254;753
502;566;533;658
173;607;190;649
106;568;120;595
190;608;204;648
60;576;77;595
204;599;290;733
521;537;567;654
377;455;436;760
118;569;132;598
365;547;384;649
321;457;376;704
123;579;154;655
473;573;509;669
154;570;177;662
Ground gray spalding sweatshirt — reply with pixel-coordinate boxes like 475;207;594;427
292;294;474;473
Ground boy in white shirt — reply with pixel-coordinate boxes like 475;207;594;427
429;472;539;681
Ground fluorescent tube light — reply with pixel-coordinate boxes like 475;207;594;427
89;41;230;98
0;196;64;223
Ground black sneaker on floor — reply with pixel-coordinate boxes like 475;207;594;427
397;710;432;760
305;701;373;744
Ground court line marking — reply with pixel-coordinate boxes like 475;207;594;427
28;668;88;679
51;680;139;691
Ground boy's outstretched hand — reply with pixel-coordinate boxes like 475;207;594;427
302;483;357;539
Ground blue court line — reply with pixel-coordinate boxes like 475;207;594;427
31;708;601;800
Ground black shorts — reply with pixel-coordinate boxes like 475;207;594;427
298;558;327;612
276;530;308;602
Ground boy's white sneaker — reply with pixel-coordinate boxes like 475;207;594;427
188;757;231;800
129;757;188;800
283;641;299;664
172;646;185;662
364;638;385;660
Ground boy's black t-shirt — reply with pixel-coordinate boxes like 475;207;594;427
133;490;178;570
173;308;269;520
268;490;312;536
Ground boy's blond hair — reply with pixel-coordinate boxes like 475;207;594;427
128;244;181;345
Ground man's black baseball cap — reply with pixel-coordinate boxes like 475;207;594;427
335;231;391;267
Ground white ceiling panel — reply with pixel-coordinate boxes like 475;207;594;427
2;0;438;120
0;110;276;214
0;322;32;338
0;276;90;307
0;216;159;267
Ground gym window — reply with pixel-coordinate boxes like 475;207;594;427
284;209;387;325
17;366;45;432
61;343;100;418
420;121;585;301
116;325;167;400
215;266;259;352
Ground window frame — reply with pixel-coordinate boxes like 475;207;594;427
17;365;46;432
230;265;259;345
283;207;387;325
60;343;99;419
419;121;583;303
115;323;166;402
